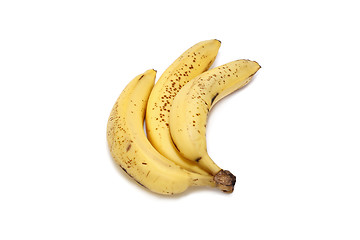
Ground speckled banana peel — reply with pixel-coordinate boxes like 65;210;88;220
169;60;261;192
146;39;221;176
107;70;215;195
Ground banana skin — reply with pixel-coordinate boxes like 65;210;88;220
146;39;221;175
107;40;261;195
107;70;215;195
169;59;261;192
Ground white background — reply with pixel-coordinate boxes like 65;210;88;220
1;0;359;239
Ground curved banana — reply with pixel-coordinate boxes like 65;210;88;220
107;70;215;195
146;39;221;175
169;60;261;192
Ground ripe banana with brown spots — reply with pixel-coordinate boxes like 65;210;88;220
107;69;215;195
145;39;220;176
169;60;261;192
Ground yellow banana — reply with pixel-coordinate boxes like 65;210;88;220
107;70;215;195
146;39;221;175
169;60;261;192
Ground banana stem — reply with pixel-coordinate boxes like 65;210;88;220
214;170;236;193
196;154;236;193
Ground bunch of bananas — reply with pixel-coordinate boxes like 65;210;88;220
107;40;261;195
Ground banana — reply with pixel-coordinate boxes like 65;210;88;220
146;39;221;175
169;60;261;192
107;69;215;195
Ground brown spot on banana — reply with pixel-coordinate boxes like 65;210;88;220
126;144;132;152
206;60;214;70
